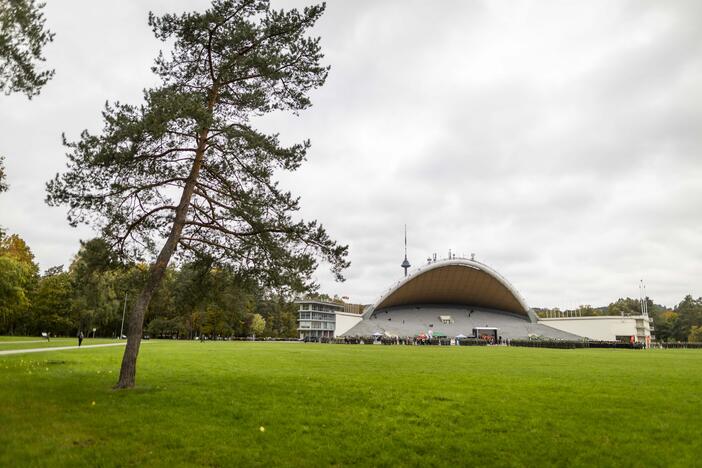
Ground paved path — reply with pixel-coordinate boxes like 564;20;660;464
0;342;127;356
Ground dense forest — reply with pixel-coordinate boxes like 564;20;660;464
0;233;299;339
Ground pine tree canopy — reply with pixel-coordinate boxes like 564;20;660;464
46;0;348;296
0;0;55;97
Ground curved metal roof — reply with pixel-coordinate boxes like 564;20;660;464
367;258;532;319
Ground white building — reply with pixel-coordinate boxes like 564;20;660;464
295;300;364;340
539;315;654;344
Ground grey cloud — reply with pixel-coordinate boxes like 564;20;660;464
1;0;701;308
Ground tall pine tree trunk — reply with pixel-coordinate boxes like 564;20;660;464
115;110;215;388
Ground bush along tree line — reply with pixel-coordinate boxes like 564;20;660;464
0;236;300;340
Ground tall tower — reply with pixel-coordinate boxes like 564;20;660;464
401;224;411;277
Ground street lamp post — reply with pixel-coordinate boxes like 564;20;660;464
120;293;127;339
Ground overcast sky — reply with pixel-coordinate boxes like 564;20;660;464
1;0;701;308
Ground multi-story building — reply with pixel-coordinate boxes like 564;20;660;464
296;299;364;340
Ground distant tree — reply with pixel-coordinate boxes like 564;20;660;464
47;1;347;388
674;295;702;341
249;312;265;338
70;238;120;275
0;155;7;193
199;304;228;337
257;296;297;337
304;292;344;304
167;258;255;337
32;268;74;335
0;233;39;334
69;239;123;335
0;255;34;333
0;0;55;97
653;310;679;342
144;266;177;323
688;326;702;343
607;298;642;317
146;317;168;338
0;233;39;272
146;317;185;338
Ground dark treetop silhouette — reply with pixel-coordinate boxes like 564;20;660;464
46;0;348;389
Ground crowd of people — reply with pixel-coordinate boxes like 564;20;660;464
318;335;498;346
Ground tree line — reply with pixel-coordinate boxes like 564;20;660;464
534;297;702;342
3;228;700;342
0;234;299;339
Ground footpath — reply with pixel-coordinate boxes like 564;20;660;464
0;339;71;345
0;342;128;356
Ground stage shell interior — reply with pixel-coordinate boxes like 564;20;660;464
343;258;581;340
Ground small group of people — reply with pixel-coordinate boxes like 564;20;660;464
41;331;85;346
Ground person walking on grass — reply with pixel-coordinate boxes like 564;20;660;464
78;331;84;347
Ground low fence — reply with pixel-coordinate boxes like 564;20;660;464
327;336;456;345
300;338;702;349
659;342;702;349
457;338;490;346
509;339;588;349
588;341;644;349
227;337;300;342
314;337;657;349
183;336;702;349
508;340;644;349
113;335;702;348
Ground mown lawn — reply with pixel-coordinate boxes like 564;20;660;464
0;336;45;341
1;342;700;467
0;337;119;351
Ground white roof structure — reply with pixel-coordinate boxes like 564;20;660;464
342;257;581;339
365;258;532;320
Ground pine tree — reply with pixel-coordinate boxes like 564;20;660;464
46;0;348;388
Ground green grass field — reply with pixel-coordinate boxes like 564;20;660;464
1;342;701;467
0;337;120;351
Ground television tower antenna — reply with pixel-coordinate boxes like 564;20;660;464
639;279;649;317
401;225;411;277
